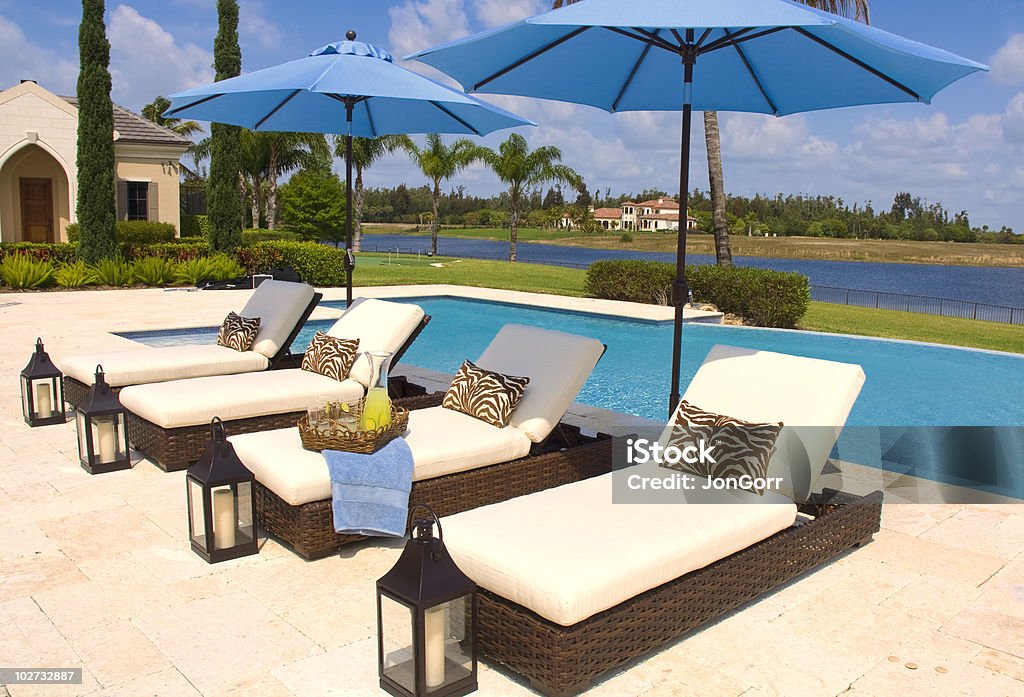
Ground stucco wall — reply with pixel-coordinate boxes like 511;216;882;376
0;145;72;242
114;149;183;234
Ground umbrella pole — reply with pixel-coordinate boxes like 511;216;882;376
669;37;696;417
344;102;354;307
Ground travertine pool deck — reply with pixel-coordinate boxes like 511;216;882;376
0;286;1021;697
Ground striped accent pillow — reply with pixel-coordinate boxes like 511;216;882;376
664;400;782;495
301;331;360;382
216;311;261;352
443;359;530;428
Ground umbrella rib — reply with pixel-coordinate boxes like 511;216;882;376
616;27;680;53
724;29;779;115
793;27;921;100
430;101;482;136
254;89;302;130
695;28;713;48
363;99;377;137
165;93;221;117
700;26;774;54
612;31;658;113
475;26;590;90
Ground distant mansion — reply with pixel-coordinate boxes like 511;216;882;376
578;197;698;232
0;81;190;244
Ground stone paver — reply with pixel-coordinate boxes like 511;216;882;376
0;286;1020;696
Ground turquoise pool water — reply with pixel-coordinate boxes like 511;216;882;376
119;296;1024;498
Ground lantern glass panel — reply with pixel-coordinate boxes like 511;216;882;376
235;480;255;546
187;477;206;550
90;414;126;465
76;410;89;463
425;597;474;692
21;375;31;420
380;593;415;693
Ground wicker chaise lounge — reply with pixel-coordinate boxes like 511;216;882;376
118;298;430;472
61;280;322;408
227;324;611;560
438;346;884;697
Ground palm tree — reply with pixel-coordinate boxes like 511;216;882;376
334;135;409;251
141;95;203;139
401;134;482;256
551;1;870;267
478;133;581;261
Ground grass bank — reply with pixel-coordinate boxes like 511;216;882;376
362;224;1024;267
353;255;1024;354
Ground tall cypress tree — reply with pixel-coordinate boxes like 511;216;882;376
207;0;243;251
76;0;117;262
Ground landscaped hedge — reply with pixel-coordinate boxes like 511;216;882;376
242;229;302;243
585;259;809;328
67;221;177;245
239;241;347;286
180;214;210;238
0;242;79;265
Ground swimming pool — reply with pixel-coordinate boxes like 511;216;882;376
119;295;1024;497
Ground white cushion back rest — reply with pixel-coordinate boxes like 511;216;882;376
327;298;425;387
241;280;315;358
475;324;604;443
660;344;865;502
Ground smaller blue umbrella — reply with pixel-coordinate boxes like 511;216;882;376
167;32;532;304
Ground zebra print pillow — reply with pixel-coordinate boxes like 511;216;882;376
664;400;782;495
301;332;360;382
442;360;530;428
216;311;261;352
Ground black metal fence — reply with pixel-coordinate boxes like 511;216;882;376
811;285;1024;325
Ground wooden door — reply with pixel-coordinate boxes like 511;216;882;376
20;178;53;243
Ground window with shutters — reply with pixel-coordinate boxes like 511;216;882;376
126;181;149;221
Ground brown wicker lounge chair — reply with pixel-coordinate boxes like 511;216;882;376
438;345;882;696
229;324;610;559
61;280;323;408
119;298;431;471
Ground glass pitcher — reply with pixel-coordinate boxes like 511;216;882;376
360;350;393;431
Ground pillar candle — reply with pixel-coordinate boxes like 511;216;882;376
212;488;236;549
97;418;116;463
35;382;52;419
424;604;446;689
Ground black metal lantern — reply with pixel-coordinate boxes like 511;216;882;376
75;365;131;474
377;506;478;697
20;338;65;427
185;418;259;563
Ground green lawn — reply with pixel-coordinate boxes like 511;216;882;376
352;256;1024;354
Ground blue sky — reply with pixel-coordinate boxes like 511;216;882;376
2;1;1024;229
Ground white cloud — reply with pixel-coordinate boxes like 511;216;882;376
239;0;281;50
0;15;77;95
722;113;839;168
108;5;213;110
473;0;546;28
387;0;470;60
1001;91;1024;143
990;33;1024;85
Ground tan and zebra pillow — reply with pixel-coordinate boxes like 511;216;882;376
664;400;782;495
443;359;530;428
301;332;360;382
216;311;261;352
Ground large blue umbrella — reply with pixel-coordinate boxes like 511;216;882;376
167;32;532;304
407;0;988;414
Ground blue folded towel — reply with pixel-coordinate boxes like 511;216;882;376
324;438;414;537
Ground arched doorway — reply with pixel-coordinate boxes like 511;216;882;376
0;141;73;243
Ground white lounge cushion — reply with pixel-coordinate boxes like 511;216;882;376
230;407;531;506
61;345;269;387
241;280;316;358
328;298;425;387
441;472;797;626
119;369;363;428
662;345;865;502
475;324;604;443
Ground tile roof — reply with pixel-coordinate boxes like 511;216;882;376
592;207;622;218
61;97;192;146
637;198;679;209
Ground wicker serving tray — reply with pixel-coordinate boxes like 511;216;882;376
297;404;409;454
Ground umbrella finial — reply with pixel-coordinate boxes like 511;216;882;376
346;30;356;41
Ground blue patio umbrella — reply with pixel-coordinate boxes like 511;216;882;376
407;0;988;414
166;32;532;304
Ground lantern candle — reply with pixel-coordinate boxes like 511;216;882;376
212;488;236;549
35;382;52;419
425;605;446;688
97;418;116;463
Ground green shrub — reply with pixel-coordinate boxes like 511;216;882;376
585;260;809;328
619;232;633;243
180;214;210;238
116;221;177;245
0;254;57;289
92;257;133;286
66;223;80;243
242;228;302;243
0;242;78;265
236;243;285;275
55;260;98;288
130;257;179;286
247;241;347;286
176;253;245;285
127;242;207;262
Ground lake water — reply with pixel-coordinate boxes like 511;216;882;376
362;233;1024;308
